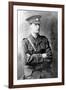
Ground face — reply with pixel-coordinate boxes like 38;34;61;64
30;23;40;34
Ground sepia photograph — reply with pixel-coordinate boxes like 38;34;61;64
9;2;64;88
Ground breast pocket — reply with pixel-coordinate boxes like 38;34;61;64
40;42;45;49
38;42;46;53
28;44;34;53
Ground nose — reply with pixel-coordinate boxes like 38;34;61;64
35;24;40;28
37;24;40;29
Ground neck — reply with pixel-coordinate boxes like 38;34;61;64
31;33;38;38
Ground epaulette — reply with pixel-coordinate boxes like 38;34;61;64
23;38;28;43
23;38;26;40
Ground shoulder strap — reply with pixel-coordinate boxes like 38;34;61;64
28;38;36;51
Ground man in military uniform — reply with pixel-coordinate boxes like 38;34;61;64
22;15;53;79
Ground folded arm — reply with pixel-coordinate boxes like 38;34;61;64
22;38;52;65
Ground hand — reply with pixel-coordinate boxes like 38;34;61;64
42;53;47;58
26;54;31;62
26;53;30;57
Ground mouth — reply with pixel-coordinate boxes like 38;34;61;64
35;29;39;31
34;30;39;34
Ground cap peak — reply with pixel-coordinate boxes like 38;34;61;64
26;15;41;24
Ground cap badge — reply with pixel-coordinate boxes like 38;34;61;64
36;18;39;21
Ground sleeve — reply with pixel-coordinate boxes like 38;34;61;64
22;39;43;65
45;38;52;63
22;39;39;64
22;39;29;64
28;54;43;64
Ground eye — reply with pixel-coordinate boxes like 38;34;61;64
35;24;40;25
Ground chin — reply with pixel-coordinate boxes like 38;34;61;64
35;31;39;33
35;32;39;34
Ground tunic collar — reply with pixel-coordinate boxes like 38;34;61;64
28;34;41;44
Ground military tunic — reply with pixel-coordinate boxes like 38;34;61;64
22;34;52;79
